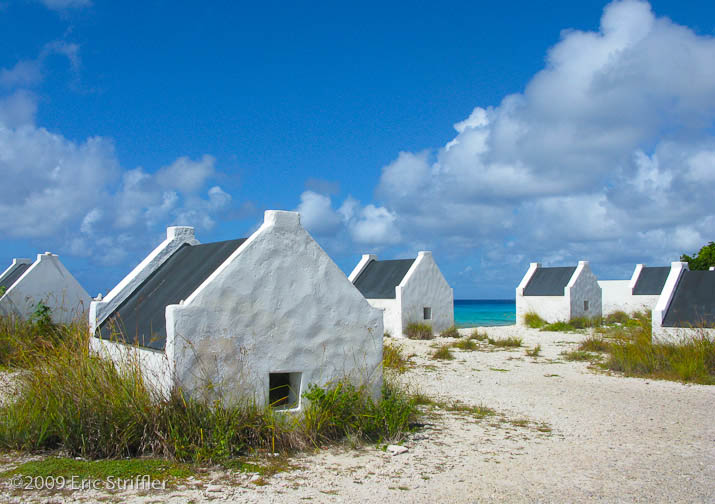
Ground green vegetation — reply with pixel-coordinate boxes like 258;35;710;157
555;311;715;384
450;338;478;351
604;310;629;325
469;329;488;341
487;336;522;348
439;325;460;338
382;343;411;373
1;457;193;482
525;344;541;357
0;315;420;464
431;344;454;360
542;316;602;332
523;312;546;329
404;322;433;340
681;241;715;270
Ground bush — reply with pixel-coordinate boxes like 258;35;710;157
382;343;411;373
0;312;82;368
523;312;546;329
439;326;460;338
404;322;433;340
451;338;478;351
525;345;541;357
0;321;419;461
487;336;522;348
579;336;610;353
469;329;488;341
431;344;454;360
604;310;630;325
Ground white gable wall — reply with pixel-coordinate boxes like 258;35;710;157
166;211;384;408
568;261;602;319
365;298;401;338
398;251;454;335
0;253;90;324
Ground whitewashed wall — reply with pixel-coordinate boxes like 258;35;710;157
599;280;659;316
365;298;401;338
0;253;90;324
516;295;571;324
398;252;454;336
167;211;384;408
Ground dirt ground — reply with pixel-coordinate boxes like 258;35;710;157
2;325;714;503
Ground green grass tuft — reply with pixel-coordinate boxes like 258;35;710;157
450;338;478;351
439;326;460;338
382;343;411;373
523;312;546;329
487;336;522;348
525;344;541;357
404;322;433;340
469;330;488;341
431;344;454;360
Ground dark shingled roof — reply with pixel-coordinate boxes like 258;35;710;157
633;266;670;295
523;266;577;296
0;263;30;293
98;238;246;350
353;259;415;299
662;270;715;328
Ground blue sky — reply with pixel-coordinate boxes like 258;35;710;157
1;0;714;299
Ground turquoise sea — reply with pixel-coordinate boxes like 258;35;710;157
454;299;516;327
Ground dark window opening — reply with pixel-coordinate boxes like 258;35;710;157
424;307;432;320
269;372;300;409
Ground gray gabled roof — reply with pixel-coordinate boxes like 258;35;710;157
523;266;577;296
352;259;415;299
98;238;246;350
662;270;715;328
0;263;30;293
632;266;670;295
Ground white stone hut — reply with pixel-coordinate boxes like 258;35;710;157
516;261;601;325
348;251;454;338
90;210;383;409
0;253;90;324
652;262;715;343
599;264;670;316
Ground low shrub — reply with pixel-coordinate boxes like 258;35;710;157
523;312;546;329
561;350;601;362
487;336;522;348
404;322;433;340
431;345;454;360
451;338;478;351
542;321;574;332
439;326;460;338
0;322;419;461
579;336;610;353
525;344;541;357
469;329;488;341
382;343;411;373
604;310;629;325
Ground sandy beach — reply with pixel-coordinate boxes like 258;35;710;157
2;325;714;503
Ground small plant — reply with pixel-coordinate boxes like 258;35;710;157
561;350;601;362
523;312;546;328
579;336;610;353
487;336;522;348
604;310;629;325
439;326;460;338
451;338;478;351
542;321;574;332
384;330;392;338
469;329;488;341
525;344;541;357
404;322;433;340
431;344;454;360
383;343;411;373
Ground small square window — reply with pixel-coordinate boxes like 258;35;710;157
583;300;589;311
423;307;432;320
269;372;301;409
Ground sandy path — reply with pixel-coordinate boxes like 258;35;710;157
2;326;714;503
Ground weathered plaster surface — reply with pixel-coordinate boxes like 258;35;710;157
516;295;571;324
0;253;90;324
599;280;659;316
167;211;383;407
365;298;401;337
398;252;454;336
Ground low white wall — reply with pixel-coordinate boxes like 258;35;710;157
90;337;174;397
0;253;90;324
599;280;659;316
516;295;570;324
399;251;454;336
167;210;384;408
366;298;401;338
